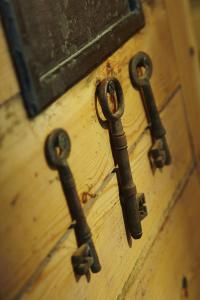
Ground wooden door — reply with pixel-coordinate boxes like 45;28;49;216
0;0;200;299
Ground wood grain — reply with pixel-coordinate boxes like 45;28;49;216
17;91;193;300
0;1;181;299
0;24;19;105
165;0;200;172
122;171;200;300
191;0;200;57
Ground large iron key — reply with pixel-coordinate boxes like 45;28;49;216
97;78;147;240
129;52;172;169
45;129;101;276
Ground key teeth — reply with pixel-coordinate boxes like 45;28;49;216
74;263;90;276
72;244;94;276
150;148;166;169
149;137;172;170
137;193;148;221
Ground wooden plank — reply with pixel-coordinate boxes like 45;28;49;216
122;171;200;300
191;0;200;58
0;24;19;104
165;0;200;172
16;91;193;300
0;1;180;299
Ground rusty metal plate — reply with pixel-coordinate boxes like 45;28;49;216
0;0;144;117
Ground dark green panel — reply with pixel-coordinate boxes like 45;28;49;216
0;0;144;117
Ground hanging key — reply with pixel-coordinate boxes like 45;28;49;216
45;129;101;276
97;78;147;240
129;52;172;169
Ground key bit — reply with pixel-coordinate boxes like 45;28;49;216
129;52;172;170
72;244;94;276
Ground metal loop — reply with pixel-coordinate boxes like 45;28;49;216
45;128;71;168
129;52;153;88
97;77;124;121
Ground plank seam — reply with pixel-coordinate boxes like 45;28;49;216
0;92;20;109
159;84;181;113
180;91;199;176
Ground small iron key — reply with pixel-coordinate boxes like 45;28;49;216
129;52;172;169
97;78;147;240
45;129;101;276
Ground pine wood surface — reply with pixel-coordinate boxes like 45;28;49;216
18;91;193;300
166;0;200;172
122;171;200;300
0;1;182;299
0;25;19;104
0;0;200;299
191;0;200;56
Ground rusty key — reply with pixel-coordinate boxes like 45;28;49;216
97;78;147;240
45;129;101;276
129;52;172;169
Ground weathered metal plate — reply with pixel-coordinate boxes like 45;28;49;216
0;0;144;117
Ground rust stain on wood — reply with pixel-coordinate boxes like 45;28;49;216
10;193;20;207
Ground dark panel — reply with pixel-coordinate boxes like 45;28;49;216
0;0;145;117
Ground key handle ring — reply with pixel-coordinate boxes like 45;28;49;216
129;52;153;88
45;128;71;168
97;78;124;121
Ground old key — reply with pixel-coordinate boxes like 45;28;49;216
129;52;172;169
45;129;101;276
97;78;147;240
